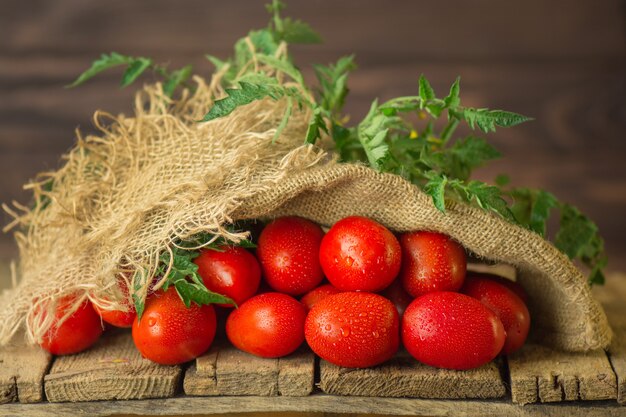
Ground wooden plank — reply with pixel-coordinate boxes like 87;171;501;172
319;350;506;399
596;272;626;405
508;343;617;405
0;336;51;404
277;346;315;396
44;331;182;402
184;343;315;397
611;330;626;406
2;394;626;417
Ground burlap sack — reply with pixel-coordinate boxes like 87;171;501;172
0;74;612;352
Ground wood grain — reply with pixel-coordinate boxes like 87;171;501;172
184;343;315;397
2;394;626;417
44;331;182;402
319;350;506;399
0;335;51;403
596;273;626;405
508;344;617;405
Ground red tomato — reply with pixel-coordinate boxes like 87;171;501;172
467;271;528;303
94;279;136;328
194;245;261;307
300;283;342;311
319;216;401;292
226;292;306;358
305;292;399;368
400;231;467;297
40;295;104;355
132;286;216;365
462;276;531;355
379;278;413;317
402;292;505;370
257;217;325;295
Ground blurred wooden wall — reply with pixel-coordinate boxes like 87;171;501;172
1;0;625;274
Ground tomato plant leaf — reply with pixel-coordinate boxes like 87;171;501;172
280;17;322;44
67;52;132;87
418;74;436;104
121;57;153;88
424;173;447;212
452;108;533;133
443;77;461;110
163;65;193;98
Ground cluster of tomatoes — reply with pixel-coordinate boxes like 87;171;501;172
39;215;530;371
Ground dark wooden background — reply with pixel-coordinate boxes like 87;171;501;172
1;0;625;276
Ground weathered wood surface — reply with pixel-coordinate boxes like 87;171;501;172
596;273;626;405
44;331;182;402
320;350;506;399
0;335;51;404
508;344;617;405
2;395;626;417
184;343;314;397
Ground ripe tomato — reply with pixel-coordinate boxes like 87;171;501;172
94;279;136;328
132;286;216;365
194;245;261;307
399;231;466;297
462;276;530;355
226;292;306;358
300;283;341;311
379;278;413;316
257;216;325;296
40;295;104;355
319;216;401;292
305;292;399;368
402;292;505;370
467;271;528;303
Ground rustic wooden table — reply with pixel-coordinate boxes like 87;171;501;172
0;271;624;416
1;1;625;416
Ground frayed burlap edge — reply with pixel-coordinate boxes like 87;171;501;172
0;70;611;352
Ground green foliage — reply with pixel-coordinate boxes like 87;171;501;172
71;1;607;285
68;52;193;98
266;0;322;44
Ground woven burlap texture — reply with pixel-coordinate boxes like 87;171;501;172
0;75;611;352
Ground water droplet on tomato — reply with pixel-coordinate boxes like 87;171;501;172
147;318;156;327
345;256;354;266
340;326;351;337
372;331;379;338
324;324;332;331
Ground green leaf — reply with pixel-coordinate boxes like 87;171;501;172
280;18;322;44
163;65;193;97
67;52;132;87
453;108;533;133
424;174;448;212
305;106;329;144
206;54;228;71
120;57;153;88
313;55;356;115
418;74;436;104
357;101;392;170
200;81;285;122
443;136;501;180
132;274;145;319
443;77;461;109
495;174;510;187
510;188;558;236
256;54;304;85
554;204;599;260
459;181;514;221
173;279;235;308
